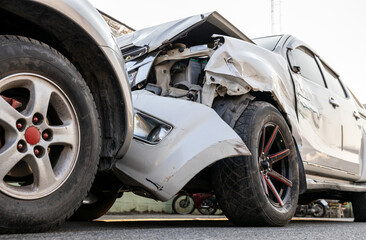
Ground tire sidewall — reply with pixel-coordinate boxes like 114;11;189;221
243;102;299;224
0;37;100;230
248;103;298;215
211;100;300;226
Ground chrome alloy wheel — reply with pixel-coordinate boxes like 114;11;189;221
0;73;80;200
258;123;292;207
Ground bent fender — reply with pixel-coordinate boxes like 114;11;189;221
114;90;250;201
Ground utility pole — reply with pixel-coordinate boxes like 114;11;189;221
271;0;282;34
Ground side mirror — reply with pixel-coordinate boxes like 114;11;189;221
287;49;301;74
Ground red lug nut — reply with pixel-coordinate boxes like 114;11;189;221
16;123;22;130
34;148;40;156
43;132;49;140
17;143;23;151
33;116;39;123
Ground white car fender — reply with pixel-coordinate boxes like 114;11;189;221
115;90;250;201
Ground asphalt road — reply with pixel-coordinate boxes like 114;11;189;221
0;215;364;240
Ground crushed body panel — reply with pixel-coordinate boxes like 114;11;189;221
114;90;250;201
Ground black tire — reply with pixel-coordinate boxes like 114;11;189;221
211;101;299;226
70;191;118;221
352;193;366;221
197;196;218;215
70;173;122;221
311;203;326;218
0;36;100;233
172;194;195;214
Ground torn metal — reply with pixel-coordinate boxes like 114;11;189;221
115;15;301;201
117;11;252;61
115;90;250;200
115;12;366;201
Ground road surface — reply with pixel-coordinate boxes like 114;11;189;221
0;215;363;240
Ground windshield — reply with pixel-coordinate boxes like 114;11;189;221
252;35;282;51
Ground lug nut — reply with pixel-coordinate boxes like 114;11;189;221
16;123;23;130
17;143;23;151
34;148;40;156
33;116;39;123
42;132;49;140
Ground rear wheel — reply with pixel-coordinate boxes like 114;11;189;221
295;205;308;217
352;192;366;221
197;196;218;215
0;36;100;233
311;203;326;218
211;101;299;226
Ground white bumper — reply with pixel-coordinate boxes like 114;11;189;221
115;90;250;201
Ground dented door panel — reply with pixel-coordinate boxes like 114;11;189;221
286;39;362;180
340;95;363;167
293;73;343;169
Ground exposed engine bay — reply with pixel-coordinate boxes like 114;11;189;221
125;40;220;105
117;37;258;201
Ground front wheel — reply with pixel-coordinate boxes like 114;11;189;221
211;101;299;226
0;36;101;233
172;194;195;214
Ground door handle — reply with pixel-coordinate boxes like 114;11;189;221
329;97;339;108
353;111;361;120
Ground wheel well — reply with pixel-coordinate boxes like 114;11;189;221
179;92;307;195
0;3;128;167
251;91;292;132
210;92;307;194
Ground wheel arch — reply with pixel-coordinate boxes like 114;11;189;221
0;1;132;168
213;92;295;136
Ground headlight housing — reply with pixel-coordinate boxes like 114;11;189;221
134;111;173;144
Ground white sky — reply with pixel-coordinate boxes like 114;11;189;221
89;0;366;103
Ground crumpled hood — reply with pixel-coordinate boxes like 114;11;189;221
117;11;253;60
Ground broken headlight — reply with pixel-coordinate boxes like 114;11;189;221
134;111;172;144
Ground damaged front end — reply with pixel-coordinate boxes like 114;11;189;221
115;90;249;200
114;12;299;200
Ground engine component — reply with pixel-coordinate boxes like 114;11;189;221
171;59;203;88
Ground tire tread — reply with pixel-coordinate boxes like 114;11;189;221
0;35;101;233
211;101;298;226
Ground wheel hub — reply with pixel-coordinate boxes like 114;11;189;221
0;73;80;200
258;123;293;207
261;160;270;171
25;126;41;145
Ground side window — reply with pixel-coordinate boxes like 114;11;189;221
291;48;325;87
319;60;347;98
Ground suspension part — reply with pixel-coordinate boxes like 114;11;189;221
1;95;22;109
